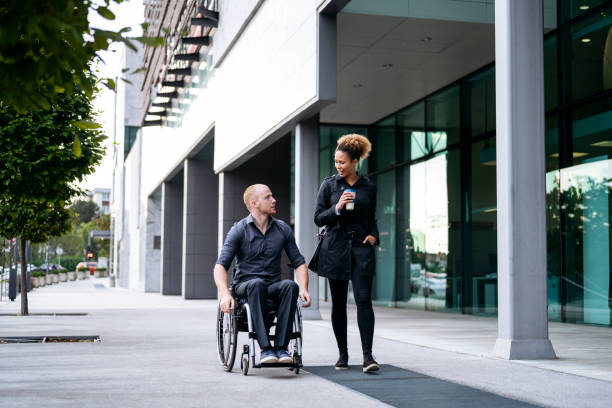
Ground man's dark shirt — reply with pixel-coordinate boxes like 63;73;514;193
216;214;306;285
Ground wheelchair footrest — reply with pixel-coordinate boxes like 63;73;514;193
253;362;302;369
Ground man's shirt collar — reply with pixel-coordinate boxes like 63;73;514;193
246;213;276;227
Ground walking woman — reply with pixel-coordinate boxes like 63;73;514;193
314;134;380;373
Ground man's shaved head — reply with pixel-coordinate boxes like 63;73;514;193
243;184;270;211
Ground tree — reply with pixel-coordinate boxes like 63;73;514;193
0;88;104;315
71;200;100;224
0;0;161;112
0;199;71;315
0;88;106;203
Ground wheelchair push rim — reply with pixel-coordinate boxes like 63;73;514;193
216;305;238;371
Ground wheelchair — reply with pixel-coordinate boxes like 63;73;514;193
216;293;303;376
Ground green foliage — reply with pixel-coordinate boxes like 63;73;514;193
70;200;100;224
60;256;83;272
0;89;106;204
0;0;162;112
0;199;71;243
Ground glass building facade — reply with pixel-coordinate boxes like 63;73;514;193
319;1;612;326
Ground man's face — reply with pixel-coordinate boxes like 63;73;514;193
253;186;276;215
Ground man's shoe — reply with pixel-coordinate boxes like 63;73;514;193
276;349;293;363
260;348;278;364
362;355;379;373
335;352;349;370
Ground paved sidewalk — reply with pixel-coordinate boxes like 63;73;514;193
1;279;611;408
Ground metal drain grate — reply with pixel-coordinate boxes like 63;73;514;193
0;313;89;316
0;335;100;344
93;284;106;289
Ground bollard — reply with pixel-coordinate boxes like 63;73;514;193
109;273;116;288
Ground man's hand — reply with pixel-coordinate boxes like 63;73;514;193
299;289;311;307
220;291;235;313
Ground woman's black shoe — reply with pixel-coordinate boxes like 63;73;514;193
362;355;379;373
335;352;349;370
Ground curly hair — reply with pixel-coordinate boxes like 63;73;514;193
336;133;372;161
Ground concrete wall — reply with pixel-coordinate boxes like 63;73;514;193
161;179;184;295
182;154;218;299
144;191;162;292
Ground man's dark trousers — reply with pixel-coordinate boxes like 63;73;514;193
234;278;299;350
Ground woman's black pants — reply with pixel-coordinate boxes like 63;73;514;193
328;256;375;357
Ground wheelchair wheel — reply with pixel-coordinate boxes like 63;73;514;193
241;354;249;376
216;305;237;372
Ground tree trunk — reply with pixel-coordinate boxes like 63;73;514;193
19;238;28;316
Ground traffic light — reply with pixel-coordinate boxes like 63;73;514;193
86;246;94;259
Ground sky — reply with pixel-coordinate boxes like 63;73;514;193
78;0;145;192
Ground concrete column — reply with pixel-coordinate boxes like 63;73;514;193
161;181;183;296
182;158;218;299
493;0;556;359
144;192;161;293
295;115;321;320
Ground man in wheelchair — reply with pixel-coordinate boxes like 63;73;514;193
214;184;311;365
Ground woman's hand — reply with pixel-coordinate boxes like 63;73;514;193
363;235;377;245
335;191;354;212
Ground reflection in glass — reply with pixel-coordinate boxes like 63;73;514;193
397;102;426;161
561;160;611;325
372;117;396;172
467;68;495;138
544;36;558;111
546;115;562;321
471;137;497;315
427;85;460;150
570;5;612;101
372;170;396;305
396;151;461;312
563;0;610;23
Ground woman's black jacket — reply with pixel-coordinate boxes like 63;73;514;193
314;174;379;280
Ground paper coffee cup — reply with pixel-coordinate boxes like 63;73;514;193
345;189;356;210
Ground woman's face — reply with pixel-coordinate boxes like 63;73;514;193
335;150;358;178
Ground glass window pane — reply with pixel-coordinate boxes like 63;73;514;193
562;0;610;23
569;6;612;101
397;150;462;312
397;102;426;161
546;115;560;173
372;170;396;305
571;96;612;165
559;97;612;326
371;117;396;172
466;69;495;138
544;35;558;111
471;137;498;316
545;115;562;321
427;85;460;150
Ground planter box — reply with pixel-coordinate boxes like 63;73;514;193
77;271;86;280
52;274;59;284
67;271;77;281
94;270;107;278
45;275;53;285
31;278;38;288
59;273;67;282
38;277;46;287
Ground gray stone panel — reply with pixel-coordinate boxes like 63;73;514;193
182;158;219;299
161;181;183;295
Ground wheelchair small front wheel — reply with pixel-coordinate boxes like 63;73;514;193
241;355;249;376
